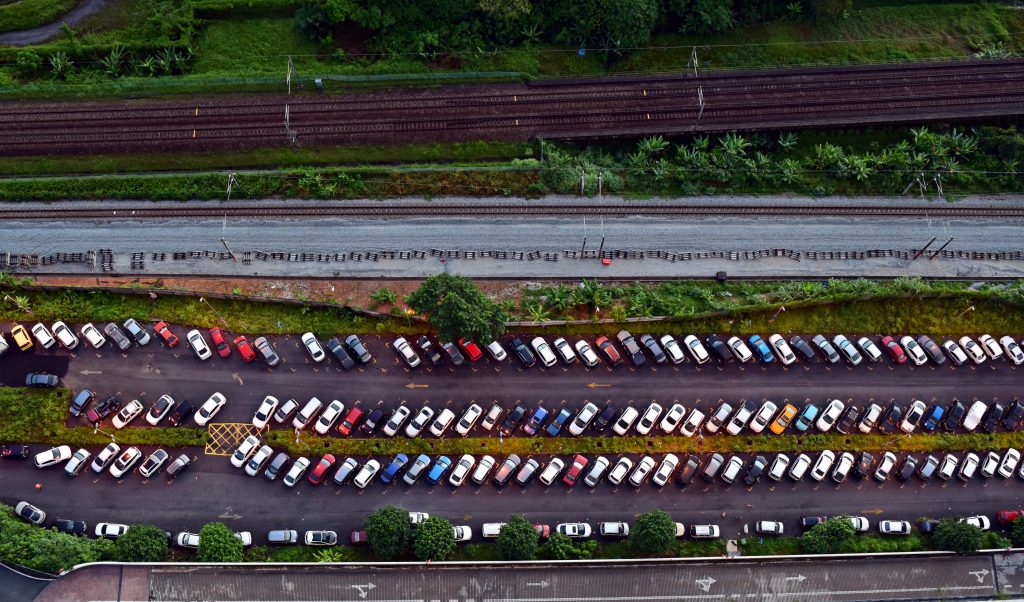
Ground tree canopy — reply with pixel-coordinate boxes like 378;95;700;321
0;504;112;574
496;515;539;560
539;532;597;560
800;516;854;554
407;273;508;343
115;525;169;562
365;506;413;560
630;511;676;554
932;518;983;554
413;516;456;561
196;522;243;562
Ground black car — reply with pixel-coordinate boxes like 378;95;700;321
917;335;946;365
616;331;646;367
510;338;536;367
1;444;30;459
943;400;966;431
789;336;816;361
53;519;87;536
676;455;701;487
896;455;918;482
743;455;767;486
499;405;527;436
167;400;194;427
835;405;859;435
878;404;902;434
344;335;372;363
800;516;827;530
416;336;443;366
442;342;465;366
86;395;121;424
706;335;733;364
592;405;617;432
1003;400;1024;430
853;452;874;479
639;334;666;364
25;373;58;387
69;389;95;417
918;519;939;534
360;409;385;434
982;403;1005;433
325;337;355;369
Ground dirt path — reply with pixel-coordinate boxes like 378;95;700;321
0;0;108;46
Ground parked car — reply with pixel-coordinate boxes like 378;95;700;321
138;449;169;478
768;334;796;365
194;392;227;426
659;335;686;364
530;337;558;368
86;395;122;424
345;335;372;363
683;335;710;363
726;336;753;363
574;340;600;367
959;336;987;364
639;334;666;363
789;336;816;361
833;335;862;365
301;332;326;362
881;335;906;364
857;337;883;362
325;337;355;369
616;331;646;366
552;337;578;364
486;341;507;362
253;336;280;366
748;335;774;363
811;335;840;363
793;404;818;432
336;406;364;436
122;318;150;345
917;335;946;365
80;323;107;349
1001;336;1024;365
30;323;55;350
595;336;622;366
185;329;212;360
25;373;58;388
769;404;798;435
308;454;337;485
51;321;79;349
109;447;142;479
546;407;574;437
900;400;927;433
942;340;969;366
63;448;92;477
510;338;536;367
315;400;345;435
900;336;928;365
393;337;421;368
457;338;484;362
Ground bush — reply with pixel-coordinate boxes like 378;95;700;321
365;506;412;560
538;532;597;560
496;515;538;560
932;518;983;554
115;525;169;562
0;504;112;573
196;522;243;562
412;517;456;561
801;517;854;554
630;510;676;555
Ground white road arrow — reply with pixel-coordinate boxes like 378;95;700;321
695;577;717;592
527;581;550;588
785;575;807;583
351;583;376;598
79;370;103;376
970;569;990;584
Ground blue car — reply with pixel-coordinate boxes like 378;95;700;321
793;404;818;432
748;335;775;363
523;407;549;435
380;453;408;484
426;455;452;484
546;408;574;437
921;405;945;432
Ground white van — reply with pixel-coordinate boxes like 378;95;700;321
482;522;506;538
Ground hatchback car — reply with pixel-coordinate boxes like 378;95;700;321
51;321;80;349
793;404;818;432
683;335;710;363
769;404;798;435
706;337;733;365
961;399;989;431
138;449;169;478
788;454;812;481
308;454;337;485
80;323;108;349
881;335;906;363
67;391;92;422
561;455;588;487
486;341;508;362
944;400;966;431
874;452;897;481
426;456;453;484
29;323;56;349
9;324;32;351
337;406;364;436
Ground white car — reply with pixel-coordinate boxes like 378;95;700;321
538;457;565;486
51;321;79;349
194;393;227;426
455;404;483;436
486;341;507;362
314;400;345;435
857;337;883;362
726;336;753;362
683;335;710;363
874;451;897;481
768;334;796;365
720;456;744;484
899;400;927;433
788;453;812;481
959;336;986;364
112;399;144;429
429;408;455;437
815;400;845;432
584;456;610;487
942;340;969;366
252;395;279;429
767;454;790;481
283;457;311;487
244;445;273;476
109;447;142;478
900;336;928;365
557;523;592;539
80;323;107;349
15;501;46;525
725;403;755;436
91;443;120;473
979;451;1000;478
958;452;980;481
31;323;56;349
301;332;326;362
748;401;778;434
34;445;72;468
659;404;687;433
95;523;129;539
998;448;1021;478
185;329;211;360
937;454;959;480
383;405;412;437
659;335;686;364
679;409;705;437
612;407;639;435
1000;336;1024;365
531;337;558;367
146;394;175;426
574;340;600;368
756;521;784;535
858;403;882;433
962;399;988;431
405;406;435;437
569;402;599;436
652;454;679;487
393;337;421;368
831;452;855;483
138;449;169;478
978;334;1003;360
480;404;503;431
809;450;836;481
449;454;476;487
64;448;92;477
176;532;201;548
833;335;862;365
635;402;663;435
963;516;991;531
879;520;911;535
607;457;634;485
353;459;381;489
292;397;324;430
230;435;261;468
552;338;577;364
848;516;870;532
471;455;496;485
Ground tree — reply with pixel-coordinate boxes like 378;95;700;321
407;273;509;343
195;522;242;562
114;525;168;562
800;517;855;554
1011;518;1024;547
496;515;539;560
631;511;676;554
413;517;456;561
539;532;597;560
365;506;412;560
0;504;112;574
678;0;734;34
603;0;658;51
932;518;983;554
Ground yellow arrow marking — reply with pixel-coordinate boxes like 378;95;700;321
405;383;429;389
586;383;612;389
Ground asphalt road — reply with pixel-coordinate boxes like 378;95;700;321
3;324;1024;545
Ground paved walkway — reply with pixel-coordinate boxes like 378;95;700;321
0;563;50;602
0;0;109;46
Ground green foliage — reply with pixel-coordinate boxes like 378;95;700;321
810;0;851;23
196;522;243;562
497;515;539;560
539;532;597;560
407;273;509;342
800;516;854;554
679;0;735;34
603;0;659;51
932;518;982;554
0;504;113;574
0;0;77;33
369;287;399;305
313;547;350;561
1010;518;1024;547
982;531;1011;550
630;510;677;555
365;506;412;560
413;516;456;561
114;525;169;562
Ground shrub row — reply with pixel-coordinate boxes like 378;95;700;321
0;0;76;33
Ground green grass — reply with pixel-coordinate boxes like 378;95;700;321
0;0;76;32
192;18;323;76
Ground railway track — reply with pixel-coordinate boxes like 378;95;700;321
2;203;1023;220
0;58;1021;155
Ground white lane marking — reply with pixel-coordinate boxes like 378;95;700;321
481;585;993;602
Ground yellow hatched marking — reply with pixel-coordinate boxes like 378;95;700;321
205;423;260;456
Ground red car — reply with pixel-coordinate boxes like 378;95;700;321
533;524;551;539
997;509;1024;525
562;454;588;487
881;336;907;364
594;336;622;366
337;407;364;436
154;321;180;348
457;338;484;362
209;328;231;358
350;530;368;545
234;335;256;363
307;454;336;485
